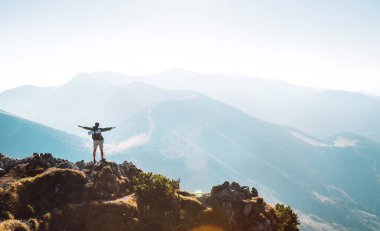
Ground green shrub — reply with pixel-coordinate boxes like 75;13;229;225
179;194;205;218
133;172;180;229
275;203;300;231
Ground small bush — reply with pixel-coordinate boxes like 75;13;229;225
133;172;180;229
275;203;300;231
179;194;205;218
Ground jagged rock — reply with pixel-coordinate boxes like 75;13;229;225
75;160;85;169
119;161;141;179
0;153;18;174
251;186;259;197
209;181;252;204
206;181;277;231
0;154;77;181
0;154;135;218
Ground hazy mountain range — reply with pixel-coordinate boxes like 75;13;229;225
1;70;380;230
0;110;88;160
109;93;380;231
2;69;379;142
0;79;197;137
68;70;380;142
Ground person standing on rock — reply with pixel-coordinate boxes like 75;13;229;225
78;122;115;163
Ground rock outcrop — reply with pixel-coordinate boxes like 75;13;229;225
0;153;299;231
204;181;276;231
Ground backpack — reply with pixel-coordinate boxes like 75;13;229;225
91;127;103;140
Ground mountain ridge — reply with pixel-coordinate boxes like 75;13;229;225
2;70;379;142
0;110;88;160
106;94;380;231
1;72;380;230
0;153;299;231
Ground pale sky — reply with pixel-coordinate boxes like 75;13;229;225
1;0;379;95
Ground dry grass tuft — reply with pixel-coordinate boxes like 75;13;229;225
0;219;30;231
48;200;139;231
4;168;86;218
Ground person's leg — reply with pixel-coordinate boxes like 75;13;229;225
100;140;104;161
93;141;98;162
100;148;104;161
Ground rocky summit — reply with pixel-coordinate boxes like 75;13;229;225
0;153;299;231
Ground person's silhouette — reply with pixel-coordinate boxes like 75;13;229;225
78;122;115;163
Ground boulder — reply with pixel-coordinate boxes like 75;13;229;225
206;181;276;231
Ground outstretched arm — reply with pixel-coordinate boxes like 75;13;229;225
100;127;116;132
78;125;92;130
